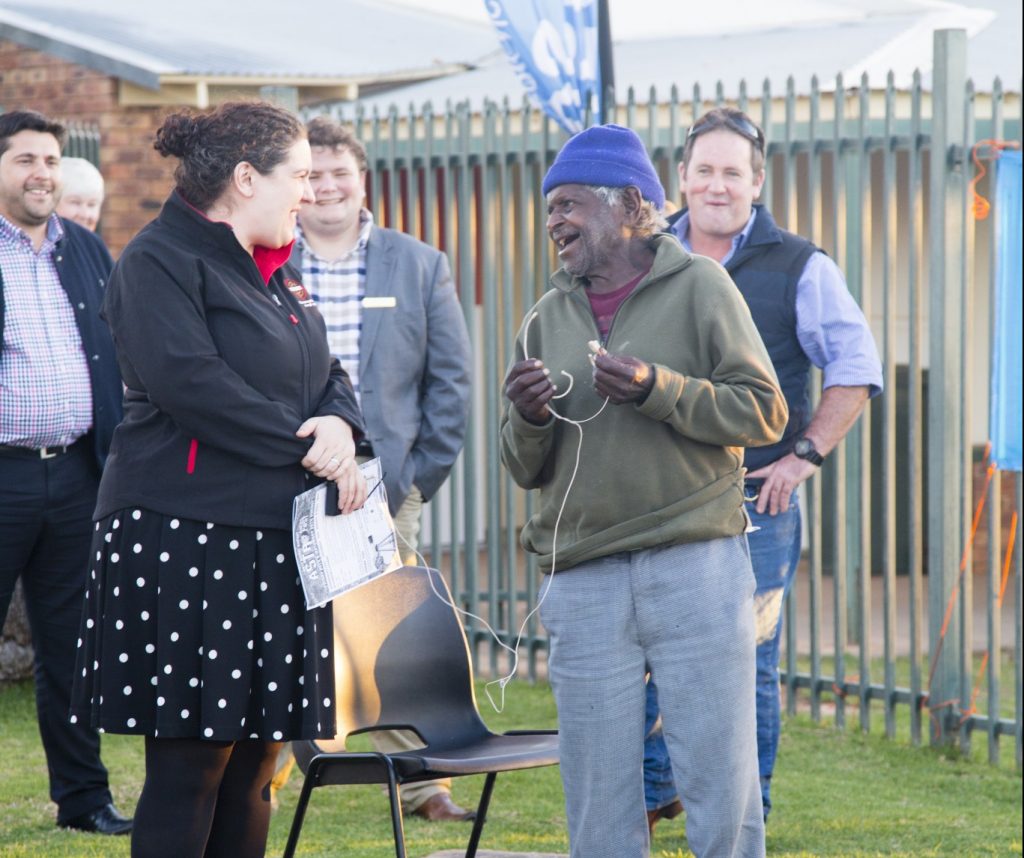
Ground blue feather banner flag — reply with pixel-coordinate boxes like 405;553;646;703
485;0;603;133
990;149;1022;471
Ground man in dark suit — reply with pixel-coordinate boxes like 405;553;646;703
0;110;131;835
273;116;473;821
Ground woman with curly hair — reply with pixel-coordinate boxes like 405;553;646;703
70;100;367;857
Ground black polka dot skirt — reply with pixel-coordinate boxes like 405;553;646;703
70;508;336;742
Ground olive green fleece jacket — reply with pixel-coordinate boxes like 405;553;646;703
500;234;787;574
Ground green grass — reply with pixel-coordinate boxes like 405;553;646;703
0;677;1020;857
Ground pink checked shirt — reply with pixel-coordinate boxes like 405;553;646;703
0;213;93;448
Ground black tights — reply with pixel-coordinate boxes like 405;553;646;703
131;736;283;858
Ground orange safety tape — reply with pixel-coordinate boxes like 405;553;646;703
831;677;857;699
929;698;961;735
997;512;1018;607
961;511;1018;725
970;139;1022;220
924;446;995;717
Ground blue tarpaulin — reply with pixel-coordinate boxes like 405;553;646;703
990;149;1022;471
486;0;602;133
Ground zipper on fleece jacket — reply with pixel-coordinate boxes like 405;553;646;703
268;283;314;416
269;291;299;325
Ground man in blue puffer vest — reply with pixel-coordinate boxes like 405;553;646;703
644;108;883;833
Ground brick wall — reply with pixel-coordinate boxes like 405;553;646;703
1;41;175;255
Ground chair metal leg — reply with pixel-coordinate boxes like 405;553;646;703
282;760;320;858
385;763;407;858
464;772;498;858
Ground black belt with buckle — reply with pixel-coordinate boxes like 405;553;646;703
355;439;375;458
0;438;82;459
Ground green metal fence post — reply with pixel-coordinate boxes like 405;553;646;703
455;102;480;656
666;85;680;204
927;28;968;746
986;79;1004;765
781;77;796;231
854;74;873;732
844;78;867;654
481;101;502;676
958;78;977;756
882;73;899;739
908;70;926;746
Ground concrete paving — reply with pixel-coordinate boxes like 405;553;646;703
785;562;1017;658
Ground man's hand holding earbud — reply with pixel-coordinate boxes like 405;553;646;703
592;350;655;405
505;359;556;425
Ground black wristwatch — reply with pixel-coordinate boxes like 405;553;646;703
793;436;824;466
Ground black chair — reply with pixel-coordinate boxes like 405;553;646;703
282;565;559;858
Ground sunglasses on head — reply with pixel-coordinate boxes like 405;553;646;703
686;113;765;154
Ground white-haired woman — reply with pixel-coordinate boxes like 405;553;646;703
57;156;105;231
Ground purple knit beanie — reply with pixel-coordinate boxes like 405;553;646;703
542;124;665;209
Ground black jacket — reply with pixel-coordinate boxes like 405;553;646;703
0;217;122;468
95;192;363;529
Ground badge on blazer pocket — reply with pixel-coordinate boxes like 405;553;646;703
361;296;397;309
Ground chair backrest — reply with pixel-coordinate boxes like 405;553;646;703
325;566;492;752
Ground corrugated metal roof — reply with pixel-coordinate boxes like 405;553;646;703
1;0;1016;102
339;0;1020;116
0;0;497;83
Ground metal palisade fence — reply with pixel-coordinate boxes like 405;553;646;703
310;30;1022;764
64;121;102;166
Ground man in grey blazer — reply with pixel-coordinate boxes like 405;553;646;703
274;116;473;821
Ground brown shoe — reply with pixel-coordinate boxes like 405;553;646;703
647;798;684;835
410;792;477;822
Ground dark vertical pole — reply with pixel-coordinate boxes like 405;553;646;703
597;0;615;125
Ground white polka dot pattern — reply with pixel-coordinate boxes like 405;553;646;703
69;510;335;742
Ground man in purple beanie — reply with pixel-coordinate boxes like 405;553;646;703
500;123;785;857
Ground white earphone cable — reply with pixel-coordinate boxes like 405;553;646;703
406;309;608;712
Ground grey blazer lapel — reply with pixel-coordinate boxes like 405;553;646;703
360;226;395;377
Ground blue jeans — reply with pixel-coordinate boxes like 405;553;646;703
644;486;801;820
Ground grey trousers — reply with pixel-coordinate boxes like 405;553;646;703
539;537;766;858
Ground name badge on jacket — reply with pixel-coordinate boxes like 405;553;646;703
361;296;397;309
284;278;316;307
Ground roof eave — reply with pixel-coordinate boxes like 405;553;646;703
116;64;472;109
1;12;473;107
0;20;164;89
155;63;470;88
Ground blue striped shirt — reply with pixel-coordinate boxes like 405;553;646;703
0;213;94;447
673;209;883;396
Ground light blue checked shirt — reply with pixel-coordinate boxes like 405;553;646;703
0;212;93;448
294;210;374;403
673;209;883;396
